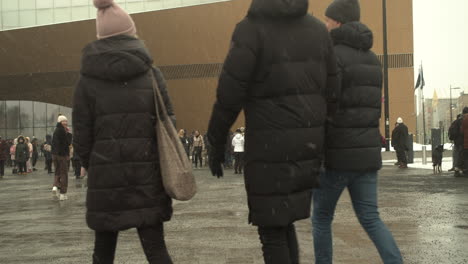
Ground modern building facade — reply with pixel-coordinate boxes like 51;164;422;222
0;0;415;137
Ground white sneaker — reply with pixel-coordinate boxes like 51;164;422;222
52;186;58;194
59;194;68;201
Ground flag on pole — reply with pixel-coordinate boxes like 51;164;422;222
415;65;425;90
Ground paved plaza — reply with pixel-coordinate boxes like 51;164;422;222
0;163;467;264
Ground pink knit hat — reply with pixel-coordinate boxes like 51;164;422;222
94;0;137;39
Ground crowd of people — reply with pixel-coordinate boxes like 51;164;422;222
177;127;245;173
0;114;87;201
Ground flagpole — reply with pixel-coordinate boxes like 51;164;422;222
382;0;390;151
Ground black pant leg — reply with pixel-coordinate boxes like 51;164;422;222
93;231;119;264
0;160;4;176
137;224;173;264
286;224;299;264
257;225;296;264
234;153;240;172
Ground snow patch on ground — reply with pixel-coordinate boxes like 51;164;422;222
382;143;454;152
383;157;453;171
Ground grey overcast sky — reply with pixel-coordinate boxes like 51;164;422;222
413;0;468;99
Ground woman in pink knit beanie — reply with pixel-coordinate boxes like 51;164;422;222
72;1;176;263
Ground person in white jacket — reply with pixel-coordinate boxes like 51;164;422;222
232;129;245;174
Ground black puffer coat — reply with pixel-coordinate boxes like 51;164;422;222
72;35;174;232
208;0;339;227
392;123;409;150
52;123;72;157
325;22;383;172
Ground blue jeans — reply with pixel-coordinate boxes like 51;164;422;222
312;170;402;264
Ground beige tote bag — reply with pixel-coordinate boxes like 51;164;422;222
150;70;197;201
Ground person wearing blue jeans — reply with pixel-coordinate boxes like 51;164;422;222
312;170;402;263
314;0;403;263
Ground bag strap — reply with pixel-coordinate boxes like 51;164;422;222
149;69;169;121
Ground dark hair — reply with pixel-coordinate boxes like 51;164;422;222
235;129;242;133
463;107;468;114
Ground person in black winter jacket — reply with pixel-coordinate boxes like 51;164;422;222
207;0;339;263
312;1;403;263
448;114;463;174
72;1;174;263
392;117;409;169
52;115;73;200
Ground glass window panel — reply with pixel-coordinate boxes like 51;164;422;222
72;0;88;6
182;0;201;6
37;8;53;25
58;106;72;127
33;102;46;127
0;101;5;128
54;7;71;23
34;128;47;143
20;127;33;139
54;0;71;8
6;101;19;129
163;0;183;9
7;129;20;140
146;0;163;10
2;11;19;27
127;2;145;13
36;0;53;9
2;0;19;11
47;104;60;128
19;10;36;27
19;101;33;128
19;0;35;10
71;6;89;20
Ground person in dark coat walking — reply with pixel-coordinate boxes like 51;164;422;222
448;114;464;175
207;0;339;262
460;107;468;178
73;1;174;263
15;136;29;175
0;136;8;178
31;138;39;171
52;115;73;200
312;1;403;263
43;135;53;174
392;117;409;169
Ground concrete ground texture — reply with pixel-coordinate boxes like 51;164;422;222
0;164;467;264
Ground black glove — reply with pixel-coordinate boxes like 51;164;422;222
209;146;225;178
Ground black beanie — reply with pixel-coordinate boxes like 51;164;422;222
326;0;360;24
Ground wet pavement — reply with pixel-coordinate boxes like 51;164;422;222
0;164;467;264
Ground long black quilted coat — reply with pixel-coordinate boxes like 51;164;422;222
72;35;174;232
207;0;339;227
325;22;383;172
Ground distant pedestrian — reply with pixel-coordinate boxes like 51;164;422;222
178;129;190;158
207;0;339;262
392;118;409;169
15;136;29;175
10;139;17;174
52;115;72;201
461;107;468;178
448;114;463;176
43;135;53;174
0;137;8;178
192;130;204;169
232;129;245;174
25;137;33;173
312;1;403;263
70;145;82;179
31;138;39;171
73;1;174;262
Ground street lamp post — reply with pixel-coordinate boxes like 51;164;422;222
382;0;390;151
450;86;461;122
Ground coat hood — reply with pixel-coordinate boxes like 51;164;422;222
235;133;243;139
330;22;373;50
81;35;153;81
17;136;25;143
248;0;308;18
